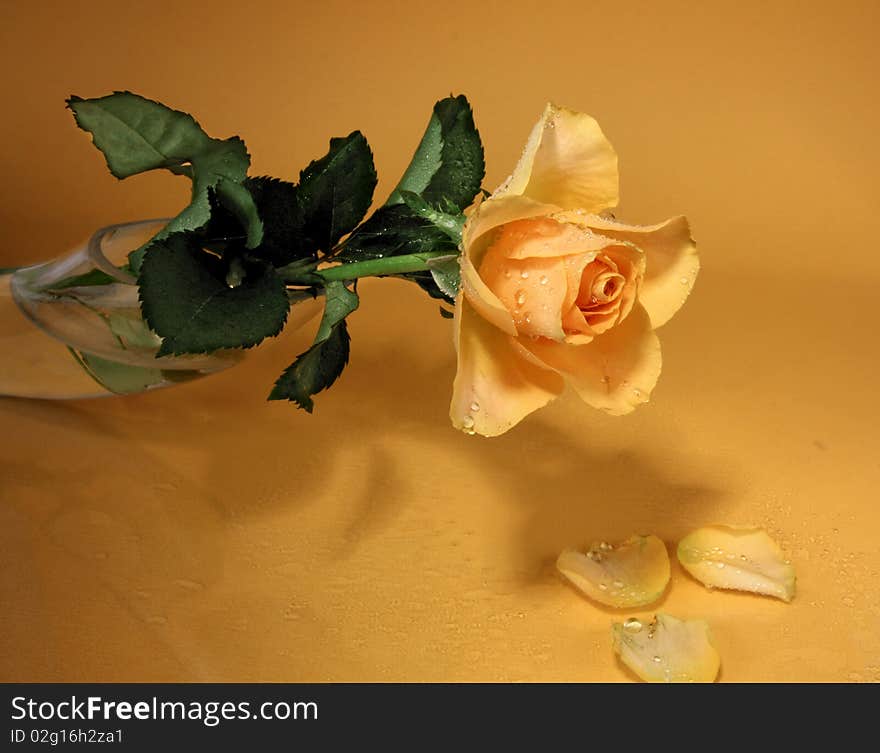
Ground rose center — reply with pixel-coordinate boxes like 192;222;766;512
586;271;625;306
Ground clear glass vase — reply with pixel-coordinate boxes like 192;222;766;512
0;219;317;399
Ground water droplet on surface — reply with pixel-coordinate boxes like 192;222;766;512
174;578;204;592
613;580;624;589
504;269;511;279
520;270;530;279
462;416;475;435
523;313;532;324
470;401;480;412
623;618;642;632
539;275;549;285
715;562;726;569
598;583;608;591
633;388;642;398
680;277;689;285
652;655;662;663
515;289;527;306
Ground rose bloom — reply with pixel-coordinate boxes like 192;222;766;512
451;104;699;436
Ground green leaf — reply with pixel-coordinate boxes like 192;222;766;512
138;234;289;356
387;95;484;211
313;281;359;341
398;190;465;241
68;348;164;395
295;131;377;254
42;269;117;291
155;136;259;245
107;314;161;350
426;256;461;298
338;204;458;262
67;91;211;177
68;91;263;270
241;177;305;266
407;270;455;302
215;178;263;248
269;280;358;411
336;97;476;289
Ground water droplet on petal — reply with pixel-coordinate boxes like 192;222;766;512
652;655;662;663
520;270;530;279
470;401;480;412
539;275;549;285
515;290;527;306
680;277;689;285
623;618;643;632
598;583;608;591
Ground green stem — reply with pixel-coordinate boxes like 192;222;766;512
279;250;456;285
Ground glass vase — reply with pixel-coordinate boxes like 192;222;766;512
0;219;317;399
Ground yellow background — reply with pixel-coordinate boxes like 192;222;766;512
1;0;878;681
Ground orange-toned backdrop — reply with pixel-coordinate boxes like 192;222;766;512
1;0;877;681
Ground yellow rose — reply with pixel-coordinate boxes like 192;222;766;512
450;104;699;436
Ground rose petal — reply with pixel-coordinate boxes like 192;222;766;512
677;526;797;602
493;104;619;213
463;194;557;268
460;252;517;336
562;254;595;316
450;297;564;437
478;249;568;340
572;213;699;329
612;614;720;683
556;534;670;608
521;304;662;415
488;217;610;260
561;307;594;342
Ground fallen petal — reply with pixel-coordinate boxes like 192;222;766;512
677;526;796;602
556;534;670;608
612;613;720;683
